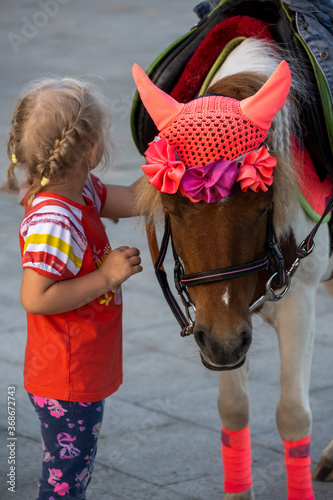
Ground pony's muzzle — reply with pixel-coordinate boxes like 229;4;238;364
194;323;252;370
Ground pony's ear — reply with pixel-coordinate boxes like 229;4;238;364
132;64;184;131
240;60;291;130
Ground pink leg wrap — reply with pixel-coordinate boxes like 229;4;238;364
221;424;252;494
283;435;314;499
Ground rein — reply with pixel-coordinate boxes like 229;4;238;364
146;194;333;338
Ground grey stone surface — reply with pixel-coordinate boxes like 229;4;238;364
0;1;333;499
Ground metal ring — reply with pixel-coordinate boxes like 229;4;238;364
297;239;315;258
185;302;196;325
266;272;291;301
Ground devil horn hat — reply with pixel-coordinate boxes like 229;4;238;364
133;60;292;201
132;60;291;132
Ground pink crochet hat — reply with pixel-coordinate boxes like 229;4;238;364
133;61;291;167
160;96;266;167
133;61;291;202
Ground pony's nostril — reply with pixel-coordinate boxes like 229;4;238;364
240;330;249;343
236;330;251;356
194;329;207;350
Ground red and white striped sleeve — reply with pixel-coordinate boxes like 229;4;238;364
83;173;107;213
20;202;87;281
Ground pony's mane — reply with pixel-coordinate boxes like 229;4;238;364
134;37;309;238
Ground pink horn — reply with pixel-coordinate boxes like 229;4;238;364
132;64;184;131
240;60;291;130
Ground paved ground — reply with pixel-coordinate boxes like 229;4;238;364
0;1;333;499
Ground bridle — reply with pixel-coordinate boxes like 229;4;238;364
148;208;290;337
146;195;333;337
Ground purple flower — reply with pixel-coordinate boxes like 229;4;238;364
180;159;239;203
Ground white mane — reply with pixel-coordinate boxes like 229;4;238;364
212;37;282;81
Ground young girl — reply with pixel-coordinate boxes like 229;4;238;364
5;77;142;499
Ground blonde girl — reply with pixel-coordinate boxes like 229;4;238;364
5;77;142;499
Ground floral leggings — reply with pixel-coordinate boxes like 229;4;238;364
28;393;105;500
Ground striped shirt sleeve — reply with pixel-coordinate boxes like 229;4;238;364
20;205;87;280
83;173;107;213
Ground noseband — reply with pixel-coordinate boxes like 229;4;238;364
147;193;333;338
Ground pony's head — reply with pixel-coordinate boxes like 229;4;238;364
133;61;293;370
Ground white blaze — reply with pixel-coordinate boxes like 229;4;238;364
221;288;230;307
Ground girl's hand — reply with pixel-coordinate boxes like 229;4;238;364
20;247;142;315
98;246;142;289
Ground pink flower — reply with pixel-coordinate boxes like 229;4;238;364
180;159;239;203
142;138;185;194
237;146;276;192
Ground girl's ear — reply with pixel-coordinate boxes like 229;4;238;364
90;143;101;169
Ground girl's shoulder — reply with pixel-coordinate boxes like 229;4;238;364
22;193;83;223
20;172;106;237
20;194;86;243
20;194;88;280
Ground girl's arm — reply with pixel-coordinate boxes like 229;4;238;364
21;246;142;315
100;179;141;219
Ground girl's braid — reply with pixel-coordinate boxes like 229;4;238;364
3;120;20;193
41;103;84;181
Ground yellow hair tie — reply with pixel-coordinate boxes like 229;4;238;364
41;176;50;186
11;154;17;164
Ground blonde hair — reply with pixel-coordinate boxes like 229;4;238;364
5;77;112;206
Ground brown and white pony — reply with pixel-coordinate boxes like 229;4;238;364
135;37;333;499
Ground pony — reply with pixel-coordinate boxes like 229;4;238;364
132;35;333;499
